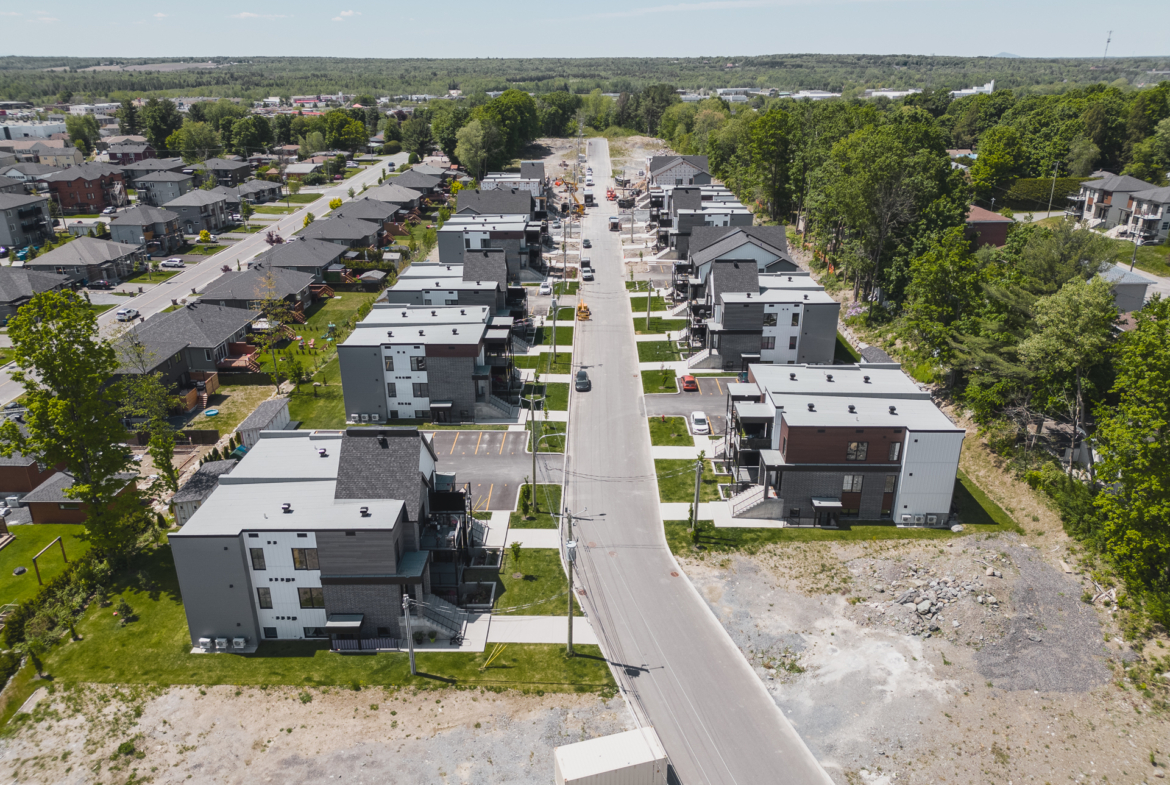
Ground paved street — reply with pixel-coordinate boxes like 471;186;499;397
562;139;831;784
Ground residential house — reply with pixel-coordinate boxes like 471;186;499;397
236;399;292;449
1122;185;1170;243
107;142;155;165
298;217;380;248
329;199;399;234
519;161;545;181
109;205;183;254
115;302;260;389
0;152;17;171
454;188;535;220
0;193;52;249
171;460;236;527
0;175;22;195
647;155;711;187
163;190;229;235
672;225;797;299
661;199;754;256
237;179;283;204
21;470;138;524
284;162;322;180
0;429;61;501
437;214;542;279
199;263;315;314
41;163;127;215
0;267;71;320
479;173;547;215
170;426;497;649
251;238;345;282
965;205;1013;248
195;158;252;187
135;171;194;207
362;183;422;212
0;139;83;168
98;134;147;151
119;157;186;186
1101;264;1154;313
339;304;519;423
1068;173;1158;228
1;162;62;189
389;170;441;195
724;362;964;527
25;236;145;284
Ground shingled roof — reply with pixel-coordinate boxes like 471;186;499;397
455;188;533;217
334;428;438;520
461;249;508;289
24;236;140;269
0;267;70;304
199;263;314;303
710;260;760;300
254;238;345;269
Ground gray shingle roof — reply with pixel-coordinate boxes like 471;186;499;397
172;460;235;504
0;423;37;467
461;250;507;289
1085;173;1158;194
111;205;179;226
120;157;185;173
1130;185;1170;203
0;193;46;211
710;260;760;299
330;200;395;223
238;398;290;433
40;162;122;183
298;217;378;242
134;170;192;183
22;471;137;504
362;183;421;205
25;236;140;269
1;163;62;178
670;188;703;213
0;175;21;189
255;238;345;269
860;346;895;364
238;180;281;196
198;157;251;172
108;143;152;154
390;170;441;190
455;188;533;217
410;164;447;177
120;302;259;367
649;155;709;176
207;185;242;204
334;429;435;520
519;161;545;180
1100;263;1155;286
199;263;314;302
164;190;227;208
689;225;789;259
0;267;70;304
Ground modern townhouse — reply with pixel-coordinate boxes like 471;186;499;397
329;199;399;235
41;163;127;215
194;158;252;187
1121;185;1170;243
1067;173;1158;228
724;362;964;528
251;237;345;282
118;157;186;187
647;154;712;187
25;236;146;284
107;142;155;165
663;203;754;257
671;224;797;299
171;460;236;528
339;304;520;423
0;267;70;320
170;426;495;651
479;171;549;216
437;214;543;279
109;205;183;254
199;263;315;315
362;183;423;212
298;216;380;248
390;169;442;196
382;250;519;312
454;188;536;220
0;193;52;250
163;190;229;235
135;171;194;207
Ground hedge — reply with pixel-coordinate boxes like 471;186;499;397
1002;177;1085;211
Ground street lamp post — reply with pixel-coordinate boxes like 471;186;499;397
566;539;577;657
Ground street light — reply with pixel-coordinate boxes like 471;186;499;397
1129;234;1144;272
566;539;577;656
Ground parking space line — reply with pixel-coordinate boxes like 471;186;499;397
474;431;484;454
450;432;460;454
715;378;723;395
484;484;493;509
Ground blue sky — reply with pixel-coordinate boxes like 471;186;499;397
3;1;1168;59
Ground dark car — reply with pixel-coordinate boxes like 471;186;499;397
582;238;592;248
575;369;591;392
88;279;114;290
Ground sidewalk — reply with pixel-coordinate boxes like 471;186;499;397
487;614;598;645
503;529;561;549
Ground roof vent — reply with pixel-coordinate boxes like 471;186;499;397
431;310;436;316
826;374;833;382
317;448;328;457
460;309;465;315
807;403;815;412
848;404;856;413
401;311;406;317
803;294;808;300
281;503;292;514
359;506;369;517
419;330;425;336
788;276;793;282
452;328;458;335
863;375;871;383
889;405;897;415
387;330;394;338
789;372;796;380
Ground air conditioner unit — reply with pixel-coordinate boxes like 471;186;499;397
232;637;247;649
360;414;369;422
913;515;925;525
349;413;359;422
215;637;229;650
370;414;380;422
900;514;912;524
926;515;938;525
198;637;213;650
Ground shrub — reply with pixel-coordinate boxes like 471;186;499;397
407;152;419;165
381;141;402;155
115;597;134;626
1002;177;1086;211
413;631;424;644
117;741;135;756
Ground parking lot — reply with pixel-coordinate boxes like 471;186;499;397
425;430;563;511
644;375;736;435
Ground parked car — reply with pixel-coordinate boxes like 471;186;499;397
582;238;592;248
230;213;243;222
680;375;699;392
346;161;359;168
549;221;562;230
160;258;186;269
115;308;139;322
575;369;591;392
538;282;552;296
690;411;710;435
88;279;113;290
582;268;594;281
209;235;218;243
101;206;116;215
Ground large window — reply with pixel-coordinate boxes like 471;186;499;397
788;336;797;350
410;356;426;371
884;475;897;494
760;336;775;350
413;383;429;398
842;475;863;493
291;548;319;570
889;442;902;461
846;442;868;461
298;587;326;609
763;312;777;327
257;588;273;609
303;627;327;638
384;356;394;372
263;627;278;639
387;382;397;398
249;548;266;570
791;312;800;327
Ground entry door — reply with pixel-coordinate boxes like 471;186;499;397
433;409;450;424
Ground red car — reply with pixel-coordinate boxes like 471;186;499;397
680;375;699;392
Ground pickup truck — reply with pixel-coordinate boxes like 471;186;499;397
608;216;620;231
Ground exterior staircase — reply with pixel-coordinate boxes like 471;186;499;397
196;392;208;410
511;334;533;355
687;348;712;368
729;484;766;517
485;394;519;419
290;309;306;324
311;283;335;299
416;592;467;636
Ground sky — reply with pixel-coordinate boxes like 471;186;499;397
2;0;1168;60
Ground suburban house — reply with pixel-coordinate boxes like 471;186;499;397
723;362;964;528
672;225;797;299
0;140;84;168
0;193;52;250
135;171;194;207
193;158;252;187
1122;185;1170;243
1101;264;1154;313
109;205;183;254
298;217;380;248
0;175;22;195
98;134;147;150
21;470;138;524
1;162;62;189
25;236;146;284
237;398;292;449
339;304;520;423
0;435;61;503
169;427;496;649
647;155;712;187
0;267;71;319
363;183;422;211
329;199;399;234
390;170;442;195
107;142;155;165
115;302;261;388
437;214;542;279
454;188;535;220
236;179;283;204
199;263;315;314
479;173;547;216
1068;173;1158;228
252;238;345;282
284;162;322;180
163;190;229;235
964;205;1013;248
118;157;186;186
686;264;839;371
41;163;127;215
172;460;236;527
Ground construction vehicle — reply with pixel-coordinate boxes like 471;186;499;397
576;301;591;321
583;189;595;206
606;187;616;201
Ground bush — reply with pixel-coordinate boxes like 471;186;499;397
1002;177;1086;211
0;650;20;687
381;141;401;155
115;597;134;626
117;741;135;757
407;152;419;165
303;173;326;186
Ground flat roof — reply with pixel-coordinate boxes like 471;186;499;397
342;321;488;347
554;728;667;780
775;394;960;431
757;272;822;290
734;401;774;420
726;382;761;398
364;304;492;325
398;264;464;280
752;363;930;401
722;289;837;306
387;278;499;292
218;430;343;484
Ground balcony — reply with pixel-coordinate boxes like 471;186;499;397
735;427;772;451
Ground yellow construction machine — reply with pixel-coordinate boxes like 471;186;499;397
576;301;592;321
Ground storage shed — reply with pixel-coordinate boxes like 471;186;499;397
236;398;292;449
554;727;668;785
171;459;235;527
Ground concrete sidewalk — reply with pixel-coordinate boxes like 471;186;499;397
487;614;598;645
503;528;561;549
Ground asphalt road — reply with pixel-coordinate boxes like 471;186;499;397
425;430;563;511
561;139;832;784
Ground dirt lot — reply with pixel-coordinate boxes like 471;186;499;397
0;685;632;784
679;532;1170;785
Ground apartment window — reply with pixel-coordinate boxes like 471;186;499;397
384;356;394;372
303;627;327;638
413;383;429;398
445;299;458;305
675;178;683;186
291;548;319;570
298;587;326;609
388;410;399;419
257;588;273;609
842;475;863;493
763;312;777;327
249;548;266;570
263;627;278;639
387;382;397;398
789;507;801;519
204;349;212;362
884;475;897;494
791;312;800;327
788;336;797;350
410;356;426;371
888;442;902;461
415;409;431;421
760;336;775;350
781;437;787;454
846;442;868;461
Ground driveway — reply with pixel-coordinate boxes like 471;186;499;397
427;430;563;511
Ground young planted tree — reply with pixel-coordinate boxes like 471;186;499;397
115;329;181;495
250;267;295;393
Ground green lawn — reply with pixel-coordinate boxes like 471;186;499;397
954;469;1023;531
226;224;266;234
637;341;685;363
0;525;91;606
655;459;720;503
642;369;677;394
124;268;181;283
528;421;566;453
649;417;694;447
1107;235;1170;277
184;244;227;256
496;549;581;617
535;325;574;346
0;349;12;365
87;303;116;314
626;281;655;291
513;352;573;374
510;484;562;530
282;193;323;204
629;296;667;313
287;357;346;429
255;205;301;215
634;318;686;335
35;546;611;697
552;281;579;296
522;382;568;411
835;332;861;363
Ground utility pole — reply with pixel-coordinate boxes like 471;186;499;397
521;393;545;502
1101;30;1113;65
566;539;577;657
1045;160;1060;216
691;454;703;531
645;284;652;331
1129;237;1142;271
550;296;559;361
402;594;417;675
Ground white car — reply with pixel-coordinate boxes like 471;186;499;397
160;258;185;269
101;206;116;215
538;282;552;296
115;308;139;322
690;411;710;435
208;235;218;243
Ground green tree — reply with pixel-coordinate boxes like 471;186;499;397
455;118;503;180
240;200;254;227
115;333;181;496
1066;136;1101;177
0;292;136;554
969;125;1025;202
750;107;794;222
116;99;139;135
303;212;314;227
139;97;183;151
65;114;101;156
178;120;222;162
1122;117;1170;185
1017;219;1115;295
475;90;538;157
232;115;274;156
250;267;295;393
903;227;985;363
430;104;470;160
1093;296;1170;594
401;118;434;159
